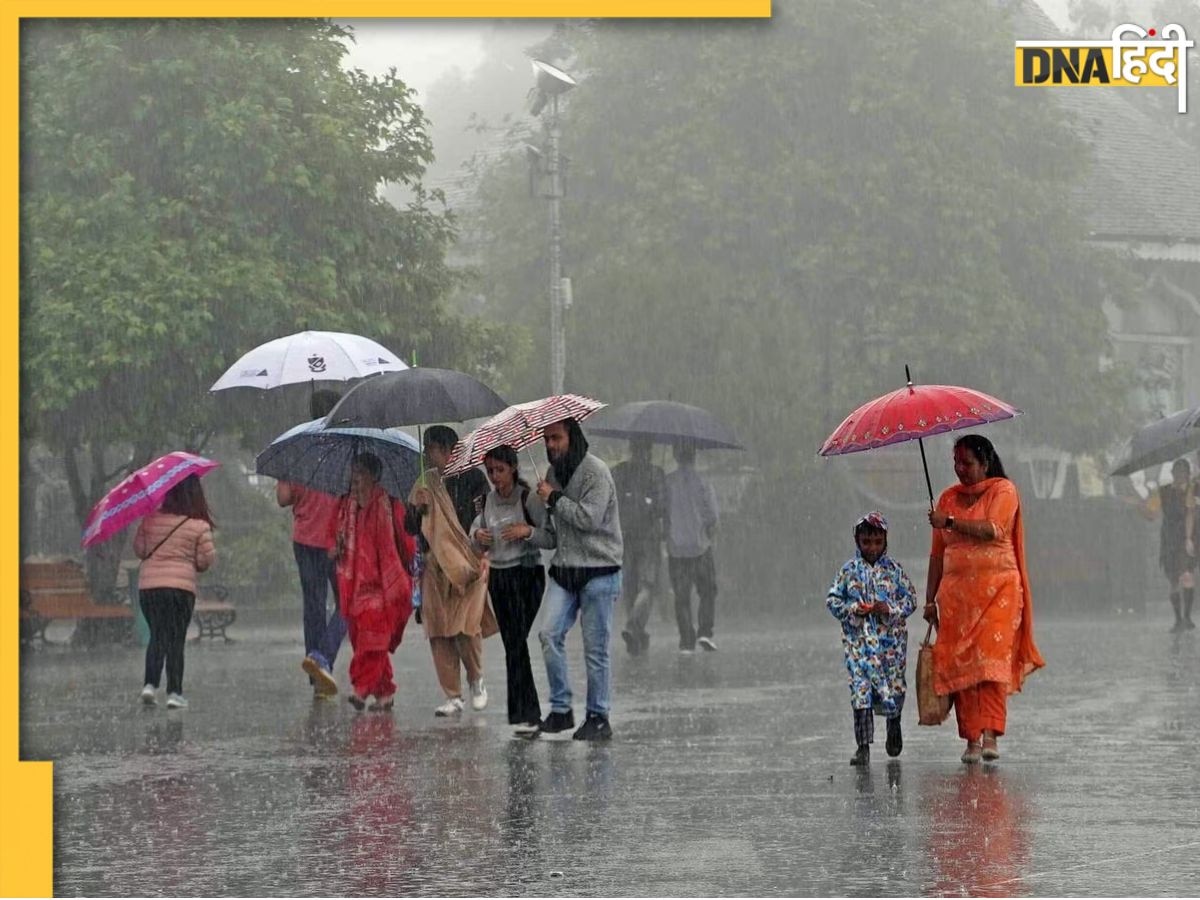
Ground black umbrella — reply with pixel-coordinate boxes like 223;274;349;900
325;368;508;429
255;418;422;499
1111;407;1200;476
585;401;744;450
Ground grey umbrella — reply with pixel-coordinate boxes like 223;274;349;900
325;368;508;428
1111;407;1200;476
585;401;744;450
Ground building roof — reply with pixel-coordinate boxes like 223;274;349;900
1014;1;1200;245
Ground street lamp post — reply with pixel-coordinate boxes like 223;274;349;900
529;59;576;395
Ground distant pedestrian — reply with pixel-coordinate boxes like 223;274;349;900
826;511;916;766
534;418;623;741
134;474;216;710
665;443;720;653
612;438;667;657
471;445;552;735
1141;458;1198;632
277;389;345;697
333;452;417;712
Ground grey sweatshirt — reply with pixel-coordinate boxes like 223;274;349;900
469;486;549;569
532;453;623;569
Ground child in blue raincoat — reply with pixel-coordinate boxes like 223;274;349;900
826;511;917;766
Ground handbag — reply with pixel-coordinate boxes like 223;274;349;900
916;621;952;726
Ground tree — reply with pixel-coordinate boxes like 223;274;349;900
466;1;1135;591
21;19;503;601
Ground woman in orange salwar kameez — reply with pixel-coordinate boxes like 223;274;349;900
334;452;416;712
925;435;1045;764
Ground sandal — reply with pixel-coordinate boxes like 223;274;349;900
981;737;999;761
961;742;982;764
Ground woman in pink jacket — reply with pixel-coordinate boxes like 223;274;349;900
133;474;216;709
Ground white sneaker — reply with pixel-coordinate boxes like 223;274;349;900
469;679;488;711
512;721;540;736
165;693;188;710
435;697;465;717
697;636;718;652
140;685;157;706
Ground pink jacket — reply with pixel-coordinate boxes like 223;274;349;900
134;512;215;594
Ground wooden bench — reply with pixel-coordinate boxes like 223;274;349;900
193;584;236;642
20;560;132;647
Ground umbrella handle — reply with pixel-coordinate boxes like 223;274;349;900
525;446;541;483
918;436;935;509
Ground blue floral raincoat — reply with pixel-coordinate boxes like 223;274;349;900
826;553;917;715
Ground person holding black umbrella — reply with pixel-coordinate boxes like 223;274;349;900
666;442;721;653
612;438;667;657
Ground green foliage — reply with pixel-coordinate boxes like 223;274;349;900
21;19;505;481
469;1;1134;477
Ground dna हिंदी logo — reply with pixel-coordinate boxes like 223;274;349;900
1015;24;1193;113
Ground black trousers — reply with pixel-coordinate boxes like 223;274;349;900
668;549;717;649
623;539;661;635
141;588;196;695
489;565;545;724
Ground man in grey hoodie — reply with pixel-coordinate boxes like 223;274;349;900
534;418;623;741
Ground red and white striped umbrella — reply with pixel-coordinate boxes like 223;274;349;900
443;394;605;476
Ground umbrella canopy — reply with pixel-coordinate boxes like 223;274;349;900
1110;407;1200;477
819;369;1021;506
584;401;744;450
256;418;422;499
442;394;605;477
82;452;220;547
210;331;407;391
325;367;508;429
819;384;1021;456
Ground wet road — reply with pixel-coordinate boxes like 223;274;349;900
20;612;1200;896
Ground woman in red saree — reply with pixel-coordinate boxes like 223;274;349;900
334;452;416;711
925;435;1045;763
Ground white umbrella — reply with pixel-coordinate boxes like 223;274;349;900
209;331;407;391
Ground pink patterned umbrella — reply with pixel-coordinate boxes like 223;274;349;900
81;451;220;548
442;394;605;477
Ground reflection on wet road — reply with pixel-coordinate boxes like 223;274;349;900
21;616;1200;895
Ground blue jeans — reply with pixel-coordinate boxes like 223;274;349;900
539;571;622;717
294;541;346;669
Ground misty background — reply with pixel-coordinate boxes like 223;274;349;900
18;0;1200;630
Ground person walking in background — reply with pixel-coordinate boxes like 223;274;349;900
925;434;1045;764
1139;457;1198;632
471;445;552;735
333;452;416;712
134;474;216;710
534;418;623;741
277;388;345;697
408;433;497;718
612;438;666;657
665;442;720;653
826;511;917;766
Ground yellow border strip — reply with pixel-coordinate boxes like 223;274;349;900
4;7;53;898
17;1;771;16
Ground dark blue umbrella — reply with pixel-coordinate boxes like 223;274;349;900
256;418;422;499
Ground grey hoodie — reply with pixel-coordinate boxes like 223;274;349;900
532;452;623;569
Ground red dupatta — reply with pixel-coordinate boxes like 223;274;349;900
335;485;416;652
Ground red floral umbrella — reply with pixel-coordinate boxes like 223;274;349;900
819;367;1021;506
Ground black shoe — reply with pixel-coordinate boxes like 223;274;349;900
1171;621;1186;633
886;718;903;757
621;630;641;657
850;744;870;766
1186;619;1197;630
572;713;613;741
540;710;575;734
